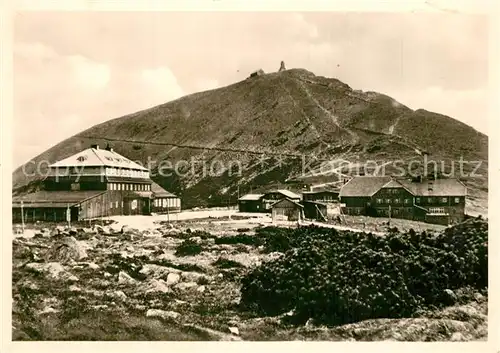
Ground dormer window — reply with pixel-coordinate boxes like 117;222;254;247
76;156;87;162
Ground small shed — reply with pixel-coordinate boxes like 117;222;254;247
238;194;264;212
271;198;303;222
302;201;328;222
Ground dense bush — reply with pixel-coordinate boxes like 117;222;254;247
240;218;488;326
175;239;204;257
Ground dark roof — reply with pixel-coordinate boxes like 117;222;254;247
339;176;391;197
340;176;467;198
12;191;105;207
302;189;339;194
263;189;301;199
151;182;178;198
238;194;264;201
398;178;467;196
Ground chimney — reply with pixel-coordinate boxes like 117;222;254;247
91;144;99;149
105;143;113;152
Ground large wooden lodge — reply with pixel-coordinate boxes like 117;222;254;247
12;144;181;222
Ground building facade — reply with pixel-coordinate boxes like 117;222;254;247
271;198;303;222
237;194;264;212
12;144;180;222
339;176;467;225
261;190;301;212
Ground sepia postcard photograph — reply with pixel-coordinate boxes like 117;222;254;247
1;0;497;350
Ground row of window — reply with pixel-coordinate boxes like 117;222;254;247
416;197;460;204
375;197;461;204
154;198;181;208
376;198;412;204
428;207;447;214
105;168;149;179
108;183;151;191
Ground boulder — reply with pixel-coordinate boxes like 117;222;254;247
174;281;198;291
94;224;111;235
144;279;171;294
443;289;458;305
146;309;180;320
25;262;79;282
197;285;206;293
139;264;180;278
45;236;88;264
228;327;239;336
118;271;137;285
180;271;208;283
166;272;181;286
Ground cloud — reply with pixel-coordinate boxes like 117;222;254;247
140;66;185;104
68;55;111;90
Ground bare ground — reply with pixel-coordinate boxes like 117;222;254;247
12;213;487;341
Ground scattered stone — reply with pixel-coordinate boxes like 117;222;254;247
112;290;128;300
144;279;171;294
197;285;206;293
217;273;224;280
118;271;137;285
175;281;198;291
104;272;112;278
450;332;465;341
181;271;207;283
443;289;458;304
88;262;100;270
39;306;59;315
228;327;239;336
474;293;484;302
146;309;180;320
69;284;82;292
25;262;78;282
166;272;181;286
189;236;202;244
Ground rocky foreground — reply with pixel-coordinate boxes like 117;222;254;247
12;221;488;341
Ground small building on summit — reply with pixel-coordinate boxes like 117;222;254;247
12;144;181;222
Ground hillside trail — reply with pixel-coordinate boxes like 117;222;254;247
293;77;359;156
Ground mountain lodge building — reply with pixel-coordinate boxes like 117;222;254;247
339;176;467;225
12;144;181;222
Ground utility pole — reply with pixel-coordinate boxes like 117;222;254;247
20;201;25;234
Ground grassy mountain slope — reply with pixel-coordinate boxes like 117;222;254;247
13;68;488;212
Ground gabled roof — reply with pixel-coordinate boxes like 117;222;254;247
238;194;264;201
151;182;178;198
398;178;467;197
49;147;148;171
264;189;301;199
271;198;304;208
379;179;414;194
339;176;391;197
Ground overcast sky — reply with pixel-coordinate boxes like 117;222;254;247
13;11;489;168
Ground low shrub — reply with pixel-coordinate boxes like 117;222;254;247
175;239;204;257
240;218;488;326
